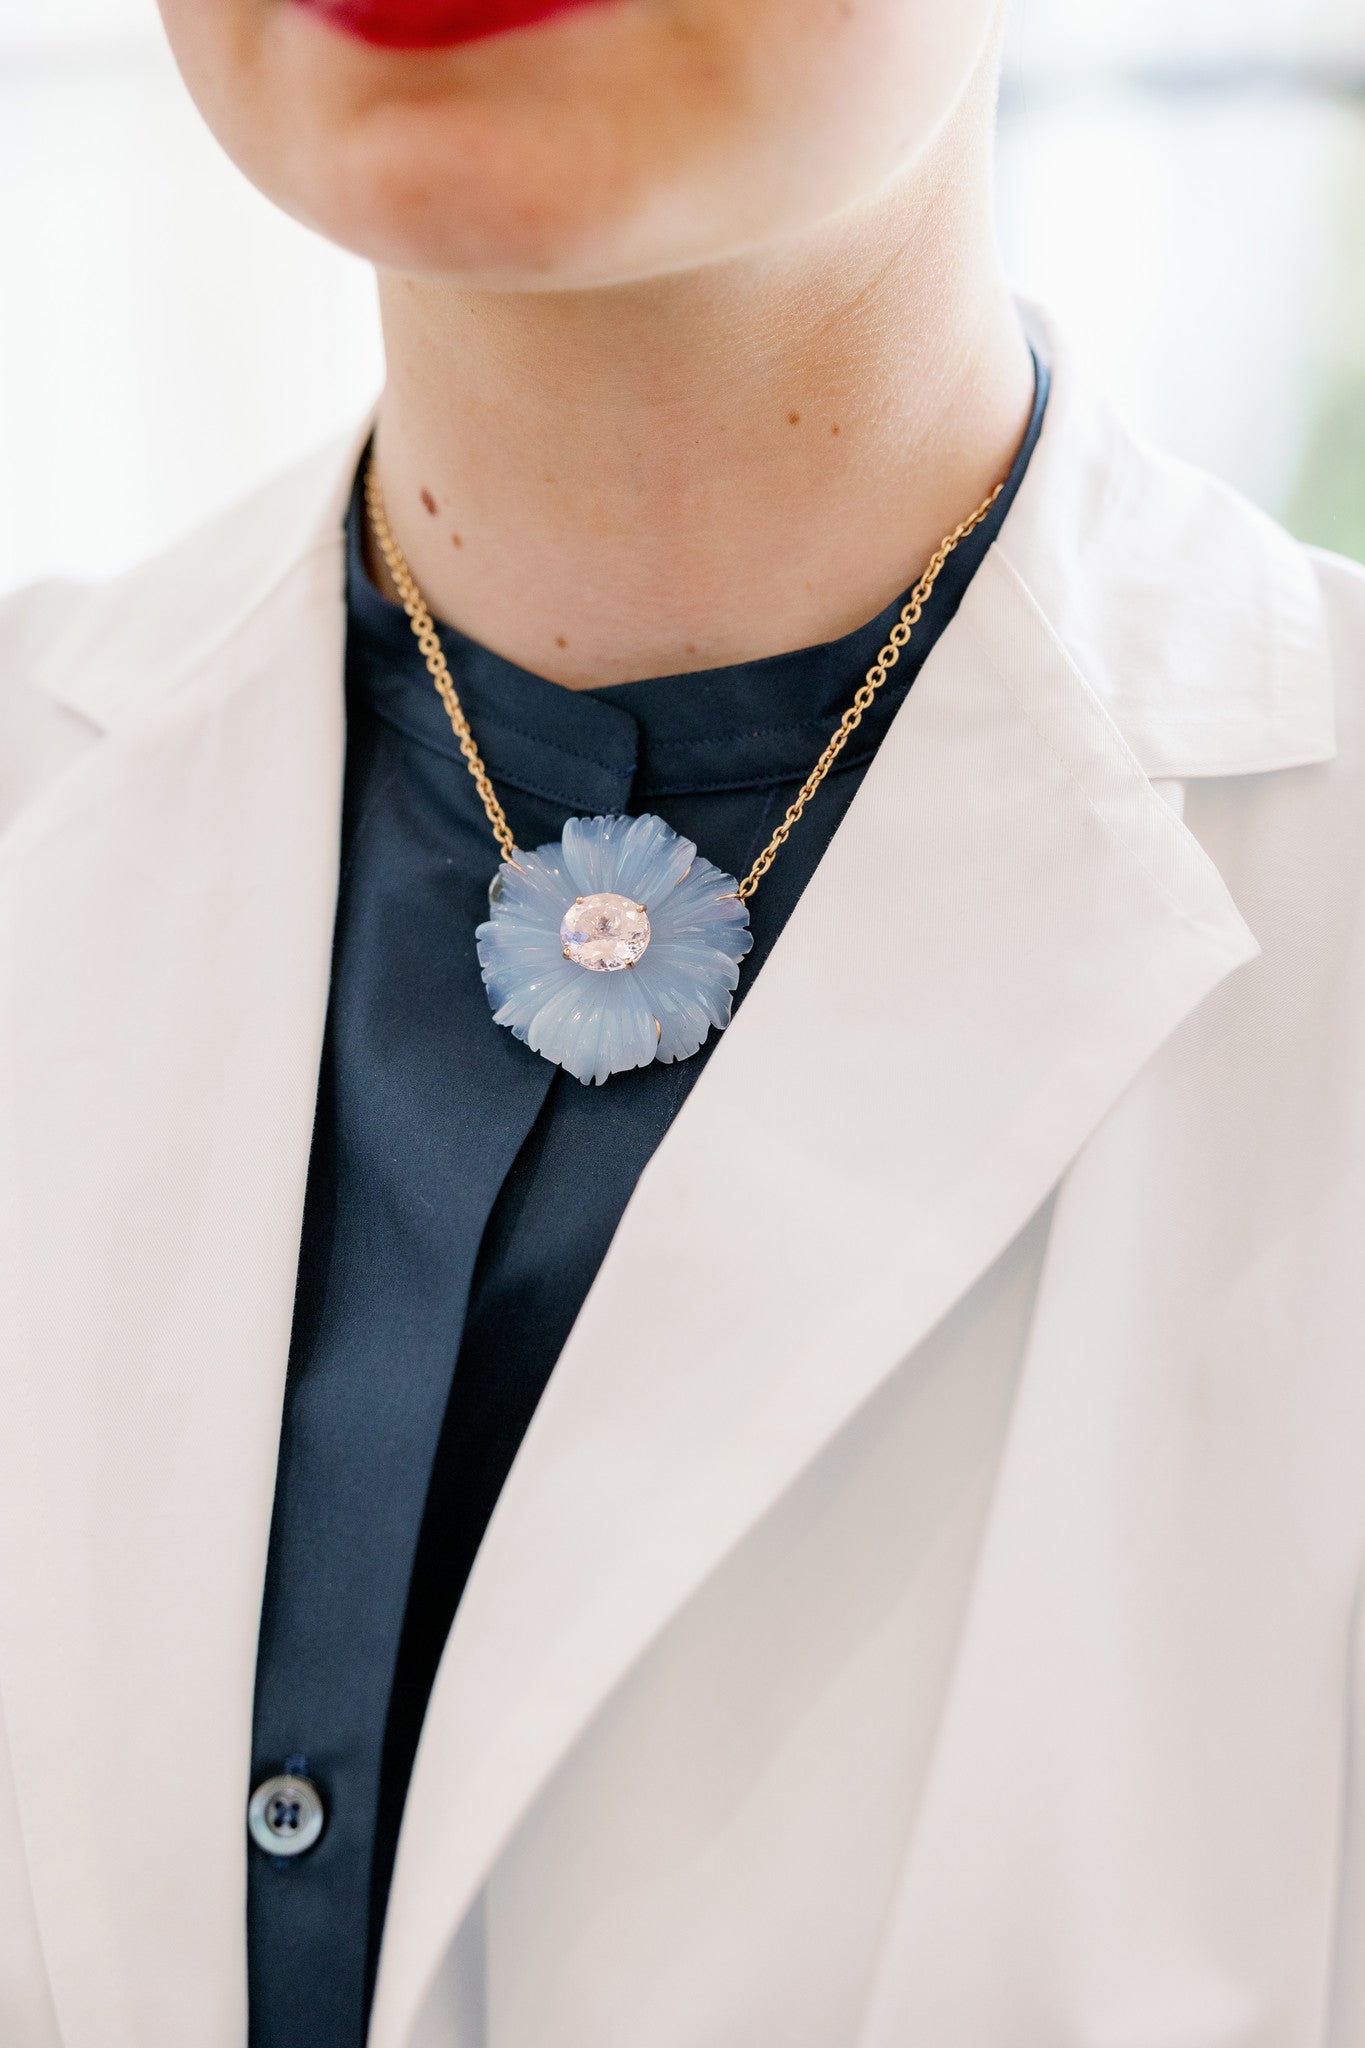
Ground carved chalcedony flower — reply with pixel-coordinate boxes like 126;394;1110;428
476;813;753;1085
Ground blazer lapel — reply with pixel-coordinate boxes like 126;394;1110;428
0;442;359;2048
370;536;1263;2047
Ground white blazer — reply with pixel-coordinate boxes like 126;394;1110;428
3;328;1365;2048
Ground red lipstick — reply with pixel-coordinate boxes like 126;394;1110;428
291;0;612;49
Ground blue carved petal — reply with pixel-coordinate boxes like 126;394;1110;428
558;812;701;910
628;956;721;1064
524;968;660;1086
481;951;580;1035
560;813;640;897
649;932;751;1005
485;845;575;926
619;818;699;909
650;864;752;951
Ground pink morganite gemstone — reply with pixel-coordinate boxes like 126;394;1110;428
560;892;651;972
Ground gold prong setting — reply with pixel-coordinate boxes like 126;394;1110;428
559;892;652;973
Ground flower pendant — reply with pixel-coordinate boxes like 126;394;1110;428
476;813;753;1085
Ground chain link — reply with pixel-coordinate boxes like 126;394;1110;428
365;454;1004;898
734;479;1002;900
365;458;519;865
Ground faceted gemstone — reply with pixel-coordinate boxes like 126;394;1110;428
560;892;651;973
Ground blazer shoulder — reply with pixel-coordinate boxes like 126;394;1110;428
1305;544;1365;754
0;578;104;835
24;424;368;745
1310;542;1365;654
998;345;1336;780
0;425;365;838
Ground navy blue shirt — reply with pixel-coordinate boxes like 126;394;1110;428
248;360;1047;2047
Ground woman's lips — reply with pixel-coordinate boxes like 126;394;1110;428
290;0;611;50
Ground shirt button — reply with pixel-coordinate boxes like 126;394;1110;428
248;1773;326;1858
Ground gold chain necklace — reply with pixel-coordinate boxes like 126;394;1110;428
365;455;1002;1085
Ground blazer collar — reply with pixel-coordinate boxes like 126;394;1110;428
28;416;373;741
0;322;1334;2048
1002;317;1334;779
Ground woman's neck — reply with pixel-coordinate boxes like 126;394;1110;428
370;78;1031;690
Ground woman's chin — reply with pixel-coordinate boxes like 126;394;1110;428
271;116;696;287
158;0;1002;289
234;19;758;287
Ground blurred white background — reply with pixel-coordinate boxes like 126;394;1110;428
2;0;1363;597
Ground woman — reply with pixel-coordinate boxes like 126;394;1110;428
2;1;1363;2044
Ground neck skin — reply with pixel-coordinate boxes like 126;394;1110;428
369;64;1032;691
